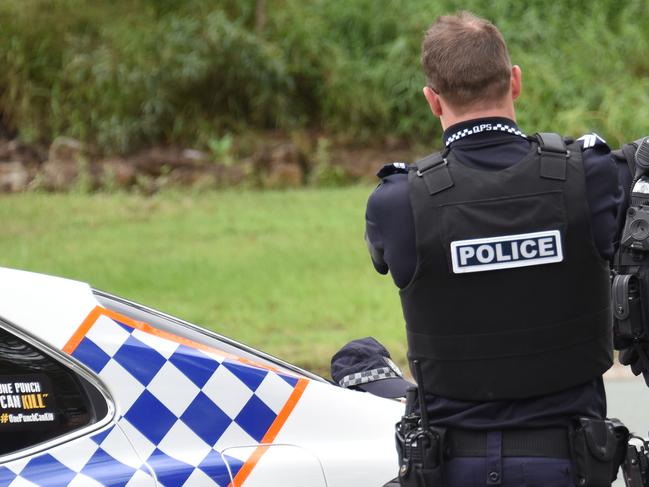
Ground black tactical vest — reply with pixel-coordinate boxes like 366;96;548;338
401;133;613;401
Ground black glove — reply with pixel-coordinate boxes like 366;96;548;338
619;342;649;387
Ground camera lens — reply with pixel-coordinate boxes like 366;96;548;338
630;218;649;241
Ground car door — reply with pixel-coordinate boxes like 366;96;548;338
0;319;155;486
222;445;327;487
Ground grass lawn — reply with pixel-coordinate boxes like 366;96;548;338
0;187;405;376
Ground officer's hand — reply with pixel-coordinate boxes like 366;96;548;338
619;344;649;387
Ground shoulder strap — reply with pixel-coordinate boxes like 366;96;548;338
620;143;637;179
535;132;568;181
412;151;454;195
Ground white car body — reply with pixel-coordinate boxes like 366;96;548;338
0;267;403;486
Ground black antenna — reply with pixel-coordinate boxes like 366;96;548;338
412;360;429;431
405;386;417;416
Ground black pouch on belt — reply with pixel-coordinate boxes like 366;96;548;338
569;417;629;486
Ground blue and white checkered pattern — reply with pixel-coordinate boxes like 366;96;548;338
0;425;156;486
0;313;301;487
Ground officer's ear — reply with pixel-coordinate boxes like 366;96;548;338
511;65;522;101
423;86;443;117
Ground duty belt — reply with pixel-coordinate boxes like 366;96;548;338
446;428;570;459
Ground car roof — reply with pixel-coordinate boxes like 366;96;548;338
0;266;98;350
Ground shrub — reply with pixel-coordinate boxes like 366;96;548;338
1;0;649;152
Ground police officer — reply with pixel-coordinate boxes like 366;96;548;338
365;11;633;487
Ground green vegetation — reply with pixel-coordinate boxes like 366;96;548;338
0;189;403;375
2;0;649;154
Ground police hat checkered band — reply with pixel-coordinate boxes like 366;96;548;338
445;123;526;147
384;356;402;376
339;366;398;388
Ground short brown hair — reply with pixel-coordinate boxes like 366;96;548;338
421;11;512;110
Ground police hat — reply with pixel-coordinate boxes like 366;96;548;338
330;337;413;399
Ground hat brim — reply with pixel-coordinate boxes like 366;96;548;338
357;377;413;399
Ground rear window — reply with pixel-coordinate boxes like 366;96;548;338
0;322;109;456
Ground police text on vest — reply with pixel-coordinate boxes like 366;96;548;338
450;230;563;274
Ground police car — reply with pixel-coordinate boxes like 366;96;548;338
0;267;402;486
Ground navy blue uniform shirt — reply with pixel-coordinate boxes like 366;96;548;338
365;117;630;429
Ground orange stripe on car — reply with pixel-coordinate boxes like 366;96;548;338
62;306;102;354
65;306;293;374
228;378;308;487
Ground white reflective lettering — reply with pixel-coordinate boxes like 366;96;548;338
511;241;519;260
538;237;555;257
476;245;495;263
450;230;563;274
495;243;511;261
520;240;538;258
459;247;475;266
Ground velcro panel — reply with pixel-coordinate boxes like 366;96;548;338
540;152;567;181
421;163;454;195
415;153;445;172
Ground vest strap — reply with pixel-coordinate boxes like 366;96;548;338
414;153;454;195
621;143;637;179
536;132;568;181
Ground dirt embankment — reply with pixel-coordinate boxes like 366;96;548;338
0;134;419;193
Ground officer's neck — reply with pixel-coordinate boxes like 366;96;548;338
438;103;516;131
